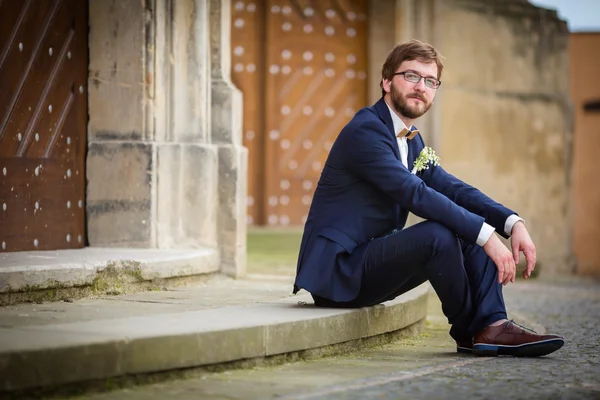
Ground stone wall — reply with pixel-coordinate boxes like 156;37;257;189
86;0;246;277
370;0;572;275
435;0;572;276
569;33;600;277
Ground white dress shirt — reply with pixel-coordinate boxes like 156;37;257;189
384;102;523;246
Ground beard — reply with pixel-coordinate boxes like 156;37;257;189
390;83;432;119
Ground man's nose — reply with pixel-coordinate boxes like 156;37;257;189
414;79;426;91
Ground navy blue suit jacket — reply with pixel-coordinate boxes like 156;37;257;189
293;97;516;302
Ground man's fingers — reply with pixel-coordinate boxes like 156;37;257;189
497;262;504;283
503;262;512;285
508;255;516;284
512;243;520;265
506;261;515;285
512;260;516;283
501;257;514;285
524;248;537;278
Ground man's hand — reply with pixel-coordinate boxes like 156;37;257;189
510;221;536;279
483;233;516;285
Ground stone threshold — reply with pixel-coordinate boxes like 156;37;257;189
0;248;220;304
0;283;429;395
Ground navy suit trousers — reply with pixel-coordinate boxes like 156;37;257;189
312;221;508;341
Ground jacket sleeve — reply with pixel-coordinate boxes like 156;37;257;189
416;136;516;239
341;119;485;244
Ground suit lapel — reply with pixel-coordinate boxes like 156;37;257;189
373;98;400;160
407;127;420;172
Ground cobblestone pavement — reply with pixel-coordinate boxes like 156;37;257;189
301;278;600;400
66;278;600;400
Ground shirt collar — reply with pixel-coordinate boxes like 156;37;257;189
384;100;413;138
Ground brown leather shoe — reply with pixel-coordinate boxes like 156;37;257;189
473;319;564;357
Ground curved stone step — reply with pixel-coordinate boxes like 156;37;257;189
0;283;429;394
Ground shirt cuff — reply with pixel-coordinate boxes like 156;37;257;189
504;214;525;236
476;222;495;246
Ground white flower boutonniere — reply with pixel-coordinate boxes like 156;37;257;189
411;147;440;174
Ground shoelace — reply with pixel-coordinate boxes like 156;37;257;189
506;319;537;334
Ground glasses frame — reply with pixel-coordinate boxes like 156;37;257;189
393;71;441;89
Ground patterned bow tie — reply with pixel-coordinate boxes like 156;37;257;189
397;128;419;140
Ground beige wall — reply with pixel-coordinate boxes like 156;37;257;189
436;1;572;276
570;33;600;277
370;0;573;276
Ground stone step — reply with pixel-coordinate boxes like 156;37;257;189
0;283;429;395
0;248;220;305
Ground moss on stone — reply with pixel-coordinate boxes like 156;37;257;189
0;268;216;306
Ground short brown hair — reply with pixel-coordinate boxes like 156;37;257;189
380;39;444;96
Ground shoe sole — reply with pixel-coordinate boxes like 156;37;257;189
472;338;564;357
456;346;472;354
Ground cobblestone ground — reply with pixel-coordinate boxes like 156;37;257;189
69;278;600;400
305;278;600;400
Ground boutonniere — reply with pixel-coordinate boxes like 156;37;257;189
411;146;440;174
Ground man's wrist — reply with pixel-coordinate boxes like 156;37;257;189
505;214;525;236
512;220;525;230
477;222;495;246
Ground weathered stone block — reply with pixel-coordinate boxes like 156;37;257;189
217;145;248;277
156;143;219;249
363;285;428;337
169;0;210;143
88;0;145;80
209;0;243;145
123;327;265;374
88;80;146;141
266;312;368;356
88;0;147;141
87;209;152;248
180;144;219;247
0;328;126;392
265;284;429;356
211;80;243;145
87;142;153;203
86;142;154;247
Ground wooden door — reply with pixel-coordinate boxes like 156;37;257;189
0;0;88;252
232;0;368;226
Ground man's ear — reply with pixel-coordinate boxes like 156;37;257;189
381;79;392;94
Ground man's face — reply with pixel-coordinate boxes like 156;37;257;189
383;60;439;119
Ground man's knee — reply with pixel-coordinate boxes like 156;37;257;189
423;221;460;254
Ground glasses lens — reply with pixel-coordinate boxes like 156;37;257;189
425;78;440;89
404;73;420;83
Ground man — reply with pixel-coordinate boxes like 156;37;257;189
293;39;564;357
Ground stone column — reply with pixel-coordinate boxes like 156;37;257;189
154;0;219;250
209;0;248;278
87;0;220;254
87;0;156;247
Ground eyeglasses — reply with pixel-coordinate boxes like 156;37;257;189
393;71;441;89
